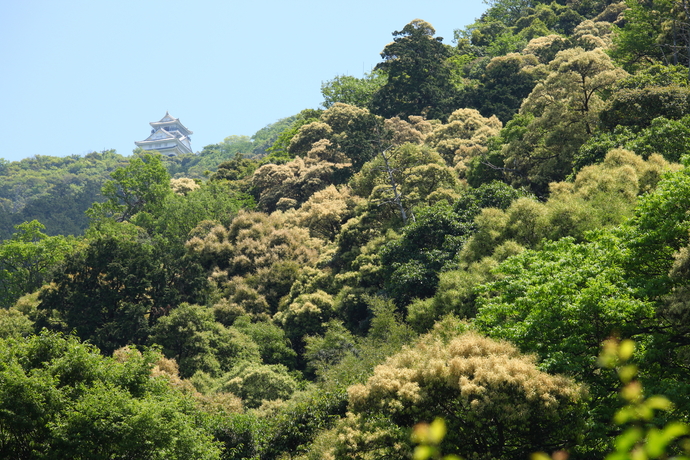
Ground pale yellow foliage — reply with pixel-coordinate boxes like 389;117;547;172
321;103;371;133
170;177;200;195
425;108;502;177
251;155;351;212
291;185;363;240
522;35;569;64
384;116;437;146
186;210;323;300
289;122;334;156
571;20;613;50
349;331;583;420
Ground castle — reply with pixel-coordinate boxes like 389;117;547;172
135;112;193;156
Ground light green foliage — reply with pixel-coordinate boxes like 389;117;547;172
610;0;687;72
0;150;128;239
150;303;261;378
341;331;585;460
622;160;690;293
411;418;462;460
474;234;654;453
321;70;388;109
304;320;357;378
216;361;300;409
0;331;221;459
232;315;297;368
462;149;666;263
0;220;76;309
148;180;254;242
501;47;628;194
600;339;690;460
407;240;524;332
475;235;653;377
0;308;33;338
87;152;172;224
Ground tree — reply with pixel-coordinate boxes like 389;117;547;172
466;53;540;123
500;47;628;194
149;303;261;378
610;0;690;72
350;143;459;226
321;71;387;109
87;152;172;224
370;20;457;121
333;331;586;460
37;232;208;354
474;235;655;455
0;331;222;460
599;65;690;130
0;220;75;309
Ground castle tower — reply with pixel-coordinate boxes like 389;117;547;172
135;112;193;156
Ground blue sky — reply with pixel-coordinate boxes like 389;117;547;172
1;1;487;163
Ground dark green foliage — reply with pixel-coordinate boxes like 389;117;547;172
370;20;457;121
208;412;266;460
37;233;208;354
577;115;690;168
466;53;539;123
260;390;348;460
380;202;474;307
150;303;261;378
600;85;690;130
232;316;297;368
379;182;523;307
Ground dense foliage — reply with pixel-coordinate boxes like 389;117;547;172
4;1;690;458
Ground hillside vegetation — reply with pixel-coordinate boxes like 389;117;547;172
3;1;690;458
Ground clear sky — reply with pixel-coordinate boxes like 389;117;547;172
1;0;488;163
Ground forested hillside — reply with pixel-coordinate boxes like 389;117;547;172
3;0;690;458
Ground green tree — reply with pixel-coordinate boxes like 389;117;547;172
500;47;627;194
37;232;208;354
87;152;172;224
321;71;387;109
370;20;457;121
0;331;221;460
0;220;75;309
332;331;586;460
150;303;261;378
